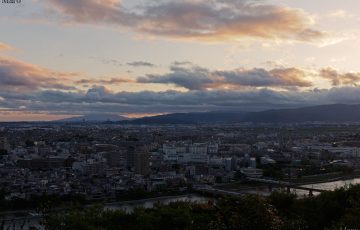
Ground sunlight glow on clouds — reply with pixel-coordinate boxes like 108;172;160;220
0;55;78;92
0;43;14;51
44;0;325;43
0;1;360;121
0;49;360;119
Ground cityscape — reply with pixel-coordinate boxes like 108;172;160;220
0;121;360;228
2;0;360;229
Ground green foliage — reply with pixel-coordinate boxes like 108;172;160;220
262;164;284;179
43;185;360;230
0;193;85;211
271;185;360;230
234;170;245;180
0;149;7;155
0;188;8;206
25;140;35;147
215;196;283;230
45;203;217;230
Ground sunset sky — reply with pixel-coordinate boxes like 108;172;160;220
1;0;360;121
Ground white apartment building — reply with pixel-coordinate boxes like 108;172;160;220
163;142;210;163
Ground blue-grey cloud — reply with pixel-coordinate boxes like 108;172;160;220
75;77;134;85
90;57;122;66
2;53;360;117
138;65;213;90
3;85;360;115
127;61;155;67
138;65;312;90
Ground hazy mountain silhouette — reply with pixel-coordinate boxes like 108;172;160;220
56;114;127;122
128;111;248;124
127;104;360;124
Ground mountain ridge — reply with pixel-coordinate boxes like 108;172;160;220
125;104;360;124
55;114;128;123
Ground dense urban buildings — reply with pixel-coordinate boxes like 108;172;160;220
0;122;360;201
0;121;360;229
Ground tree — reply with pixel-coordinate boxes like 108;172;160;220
0;149;7;155
42;185;360;230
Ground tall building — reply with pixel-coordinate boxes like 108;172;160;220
0;137;10;152
249;157;257;168
103;151;126;168
134;152;150;176
125;146;148;169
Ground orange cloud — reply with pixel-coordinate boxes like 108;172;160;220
76;77;135;85
138;4;324;42
0;110;76;122
269;68;312;87
45;0;325;43
122;112;167;119
0;55;78;92
0;43;15;51
320;68;360;86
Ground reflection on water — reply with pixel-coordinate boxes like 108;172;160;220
105;195;210;213
231;177;360;197
303;178;360;191
287;177;360;197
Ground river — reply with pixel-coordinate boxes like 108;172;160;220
2;178;360;229
104;194;210;213
303;177;360;191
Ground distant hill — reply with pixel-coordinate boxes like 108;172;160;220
56;114;128;123
246;104;360;123
128;111;249;124
127;104;360;124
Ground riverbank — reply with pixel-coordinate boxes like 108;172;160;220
212;170;360;195
288;170;360;185
0;194;209;230
0;193;204;218
2;171;360;216
0;189;191;215
104;194;209;213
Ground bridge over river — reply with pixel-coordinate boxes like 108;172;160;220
247;178;327;195
194;178;327;198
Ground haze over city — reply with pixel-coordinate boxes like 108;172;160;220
1;0;360;121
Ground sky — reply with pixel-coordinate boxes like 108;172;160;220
1;0;360;121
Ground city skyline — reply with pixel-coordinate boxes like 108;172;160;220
1;0;360;121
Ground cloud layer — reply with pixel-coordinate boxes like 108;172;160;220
2;51;360;117
3;85;360;116
0;56;77;92
138;64;312;90
45;0;325;42
0;43;14;51
76;77;134;86
127;61;155;67
320;68;360;86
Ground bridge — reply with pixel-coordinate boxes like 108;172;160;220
193;185;248;197
193;177;328;198
247;178;327;195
